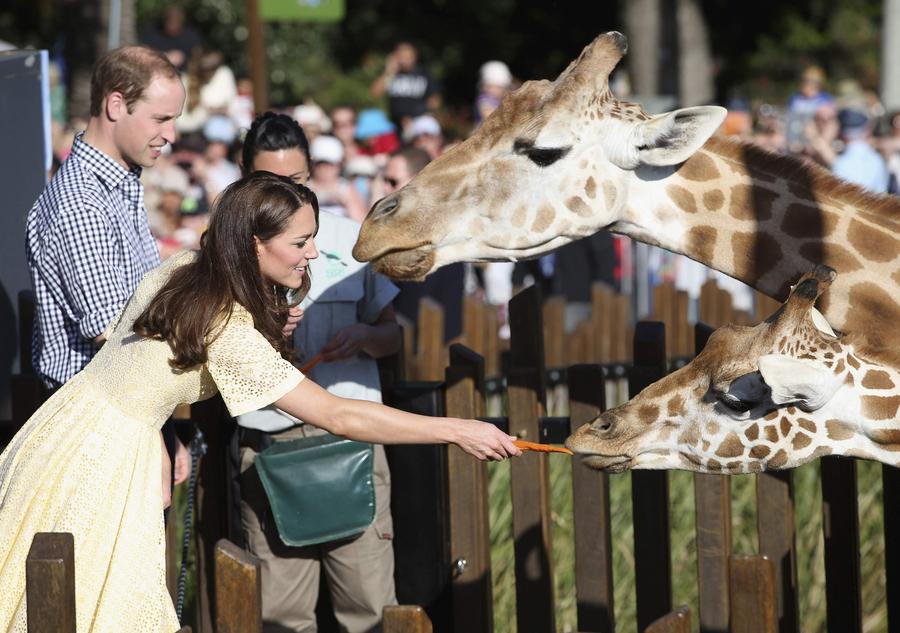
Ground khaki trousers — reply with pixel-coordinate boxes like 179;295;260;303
239;429;397;633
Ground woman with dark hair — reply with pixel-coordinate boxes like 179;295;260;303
0;171;519;631
238;112;400;631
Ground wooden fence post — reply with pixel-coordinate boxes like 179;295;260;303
883;464;900;633
214;539;262;633
756;470;799;633
644;606;692;633
416;298;446;381
383;605;434;633
820;457;862;633
630;321;672;632
26;532;75;633
444;345;493;633
507;285;555;633
729;555;778;633
692;323;732;633
568;364;614;633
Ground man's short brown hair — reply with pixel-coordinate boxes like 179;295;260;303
90;46;179;117
392;146;431;177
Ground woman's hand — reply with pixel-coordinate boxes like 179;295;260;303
452;419;522;461
282;306;304;338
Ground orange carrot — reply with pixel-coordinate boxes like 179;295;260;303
300;353;324;374
514;439;573;455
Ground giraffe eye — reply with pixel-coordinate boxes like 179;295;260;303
719;393;754;413
513;140;570;167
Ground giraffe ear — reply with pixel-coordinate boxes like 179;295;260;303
757;354;843;411
626;105;727;168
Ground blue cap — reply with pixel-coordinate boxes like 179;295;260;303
838;108;869;135
355;109;395;140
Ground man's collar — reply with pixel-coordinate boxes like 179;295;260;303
71;131;142;189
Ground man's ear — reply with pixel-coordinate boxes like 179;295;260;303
611;105;726;169
758;354;843;411
105;91;126;122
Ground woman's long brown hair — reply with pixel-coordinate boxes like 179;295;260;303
134;172;319;369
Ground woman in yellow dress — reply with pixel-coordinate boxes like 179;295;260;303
0;172;520;632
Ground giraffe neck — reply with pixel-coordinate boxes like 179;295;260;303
614;136;900;368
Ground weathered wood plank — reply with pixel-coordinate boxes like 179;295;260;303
644;605;692;633
383;605;434;633
214;538;262;633
568;364;614;633
444;345;493;633
630;322;672;632
729;555;778;633
26;532;76;633
756;471;799;633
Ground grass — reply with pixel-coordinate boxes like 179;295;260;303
486;402;888;633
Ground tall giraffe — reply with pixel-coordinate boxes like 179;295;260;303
353;31;900;369
566;266;900;472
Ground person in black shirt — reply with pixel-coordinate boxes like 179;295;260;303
370;41;441;135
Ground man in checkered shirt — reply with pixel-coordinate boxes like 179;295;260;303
27;46;184;389
25;46;188;498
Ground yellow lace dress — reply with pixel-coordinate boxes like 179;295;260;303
0;251;304;632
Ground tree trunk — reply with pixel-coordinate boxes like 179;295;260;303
883;0;900;110
624;0;661;100
677;0;714;107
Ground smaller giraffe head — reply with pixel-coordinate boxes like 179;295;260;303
353;31;726;280
566;266;851;473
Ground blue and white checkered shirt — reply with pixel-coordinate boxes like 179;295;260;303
26;132;160;387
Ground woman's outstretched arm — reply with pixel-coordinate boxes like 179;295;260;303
275;378;521;461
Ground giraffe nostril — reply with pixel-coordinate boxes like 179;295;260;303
371;195;399;220
591;416;614;434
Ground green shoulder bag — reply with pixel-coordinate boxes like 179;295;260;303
253;433;375;547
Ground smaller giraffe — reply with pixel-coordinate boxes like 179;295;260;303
566;266;900;473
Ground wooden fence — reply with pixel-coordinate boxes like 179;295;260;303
11;278;900;633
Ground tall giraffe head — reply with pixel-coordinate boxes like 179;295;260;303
566;265;900;473
352;31;726;280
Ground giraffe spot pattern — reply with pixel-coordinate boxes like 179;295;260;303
728;184;777;222
678;152;720;182
585;177;597;200
731;232;782;280
826;419;855;441
768;449;788;469
798;242;862;274
745;423;759;441
765;426;779;443
862;396;900;421
702;189;725;211
603;182;617;209
639;404;661;423
868;428;900;450
862;370;895;390
792;432;812;450
667;394;686;417
532;205;555;232
679;425;700;446
847;355;860;370
511;205;527;228
715;432;745;458
798;418;816;433
780;416;791;437
706;421;720;435
847;219;899;263
565;196;592;218
833;358;845;375
707;459;722;471
687;225;718;265
667;184;697;214
750;445;770;458
781;204;839;239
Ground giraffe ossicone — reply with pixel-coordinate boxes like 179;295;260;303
353;30;900;370
565;266;900;473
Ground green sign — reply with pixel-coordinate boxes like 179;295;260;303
260;0;345;22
